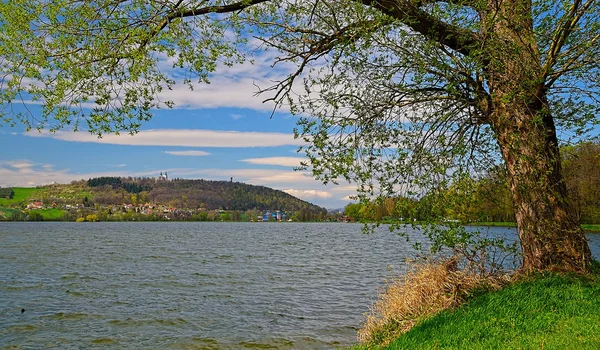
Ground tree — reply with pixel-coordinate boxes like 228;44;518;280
27;211;44;221
0;0;598;272
563;142;600;224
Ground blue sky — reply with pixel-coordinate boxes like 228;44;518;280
0;50;356;209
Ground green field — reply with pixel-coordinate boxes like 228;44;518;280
582;224;600;232
0;207;23;219
34;208;66;220
358;269;600;349
0;187;42;207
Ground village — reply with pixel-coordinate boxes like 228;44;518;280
22;199;291;222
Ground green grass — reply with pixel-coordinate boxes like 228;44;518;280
582;224;600;232
361;271;600;349
34;208;65;220
0;187;42;207
0;207;23;219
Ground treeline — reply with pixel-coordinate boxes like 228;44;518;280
88;177;151;194
86;177;326;215
345;142;600;224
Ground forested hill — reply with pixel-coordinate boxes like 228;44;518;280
86;177;326;214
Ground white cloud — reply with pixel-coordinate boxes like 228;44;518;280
152;48;300;111
25;129;304;148
284;189;332;199
240;157;305;167
165;150;211;156
3;160;34;169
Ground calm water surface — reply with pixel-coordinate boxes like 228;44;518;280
1;222;599;349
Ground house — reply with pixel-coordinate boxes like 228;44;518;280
27;201;44;210
263;210;286;222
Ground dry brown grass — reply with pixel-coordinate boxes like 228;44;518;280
358;257;512;346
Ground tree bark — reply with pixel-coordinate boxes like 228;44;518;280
493;102;592;272
479;0;592;272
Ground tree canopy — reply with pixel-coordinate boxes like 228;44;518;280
1;0;599;272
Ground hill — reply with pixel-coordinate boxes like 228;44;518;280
86;176;326;214
0;177;327;221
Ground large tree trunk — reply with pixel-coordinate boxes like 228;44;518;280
483;0;592;272
493;103;592;272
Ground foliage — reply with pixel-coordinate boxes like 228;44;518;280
0;207;24;221
27;211;44;221
122;178;326;215
563;143;600;224
37;208;65;220
0;187;14;199
88;177;151;194
345;141;600;225
87;177;122;188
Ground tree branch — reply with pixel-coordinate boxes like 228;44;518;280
542;0;595;81
359;0;481;57
141;0;272;49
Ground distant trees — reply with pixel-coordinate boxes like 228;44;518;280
346;142;600;225
88;177;122;188
0;188;14;199
27;212;44;221
86;177;326;215
88;177;151;194
563;143;600;224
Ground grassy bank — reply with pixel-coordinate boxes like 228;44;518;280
358;270;600;349
582;224;600;232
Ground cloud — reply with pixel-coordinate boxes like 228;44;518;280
284;189;332;199
25;129;304;148
230;114;245;120
165;150;211;156
3;160;34;169
152;48;300;111
240;157;305;167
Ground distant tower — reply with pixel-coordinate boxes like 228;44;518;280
230;177;233;183
165;171;168;181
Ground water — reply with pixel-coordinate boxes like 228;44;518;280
1;222;599;349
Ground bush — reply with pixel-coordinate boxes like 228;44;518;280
27;211;44;221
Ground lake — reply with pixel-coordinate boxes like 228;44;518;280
1;222;599;349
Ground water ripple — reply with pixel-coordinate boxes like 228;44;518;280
2;222;599;349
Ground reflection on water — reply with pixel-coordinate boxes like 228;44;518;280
1;222;599;349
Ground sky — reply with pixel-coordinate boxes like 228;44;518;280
0;49;357;209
